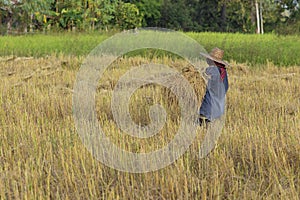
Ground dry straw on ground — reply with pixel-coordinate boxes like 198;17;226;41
0;56;300;199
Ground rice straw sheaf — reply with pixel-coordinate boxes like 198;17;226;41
161;64;206;108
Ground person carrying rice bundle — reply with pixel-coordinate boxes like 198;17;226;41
198;47;229;126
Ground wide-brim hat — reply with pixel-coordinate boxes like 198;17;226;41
200;47;229;66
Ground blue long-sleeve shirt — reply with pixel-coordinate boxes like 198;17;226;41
199;66;229;121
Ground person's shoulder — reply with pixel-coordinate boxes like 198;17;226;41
206;65;219;74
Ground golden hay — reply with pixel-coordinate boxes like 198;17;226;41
161;64;206;108
1;56;300;199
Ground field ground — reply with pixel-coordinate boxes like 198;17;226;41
0;55;299;199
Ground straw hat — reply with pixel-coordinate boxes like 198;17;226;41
200;47;229;66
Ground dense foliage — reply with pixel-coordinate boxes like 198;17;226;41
0;0;299;34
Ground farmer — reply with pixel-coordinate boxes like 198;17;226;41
198;47;229;126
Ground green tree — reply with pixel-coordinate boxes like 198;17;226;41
275;0;300;34
0;0;53;33
194;0;222;31
160;0;196;31
82;0;117;31
18;0;54;32
115;1;142;30
55;0;83;30
123;0;162;27
223;0;255;33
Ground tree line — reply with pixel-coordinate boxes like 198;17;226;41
0;0;299;34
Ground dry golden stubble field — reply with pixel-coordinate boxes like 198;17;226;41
0;56;299;199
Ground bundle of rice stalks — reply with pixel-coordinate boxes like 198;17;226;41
96;59;207;125
161;64;206;108
227;61;249;75
149;63;207;123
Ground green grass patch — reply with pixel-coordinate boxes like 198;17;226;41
0;32;299;66
0;32;108;57
187;32;300;66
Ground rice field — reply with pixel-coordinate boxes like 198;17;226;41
0;53;299;199
1;32;299;66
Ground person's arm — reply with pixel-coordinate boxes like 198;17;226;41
207;67;226;97
203;66;214;83
223;73;229;93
